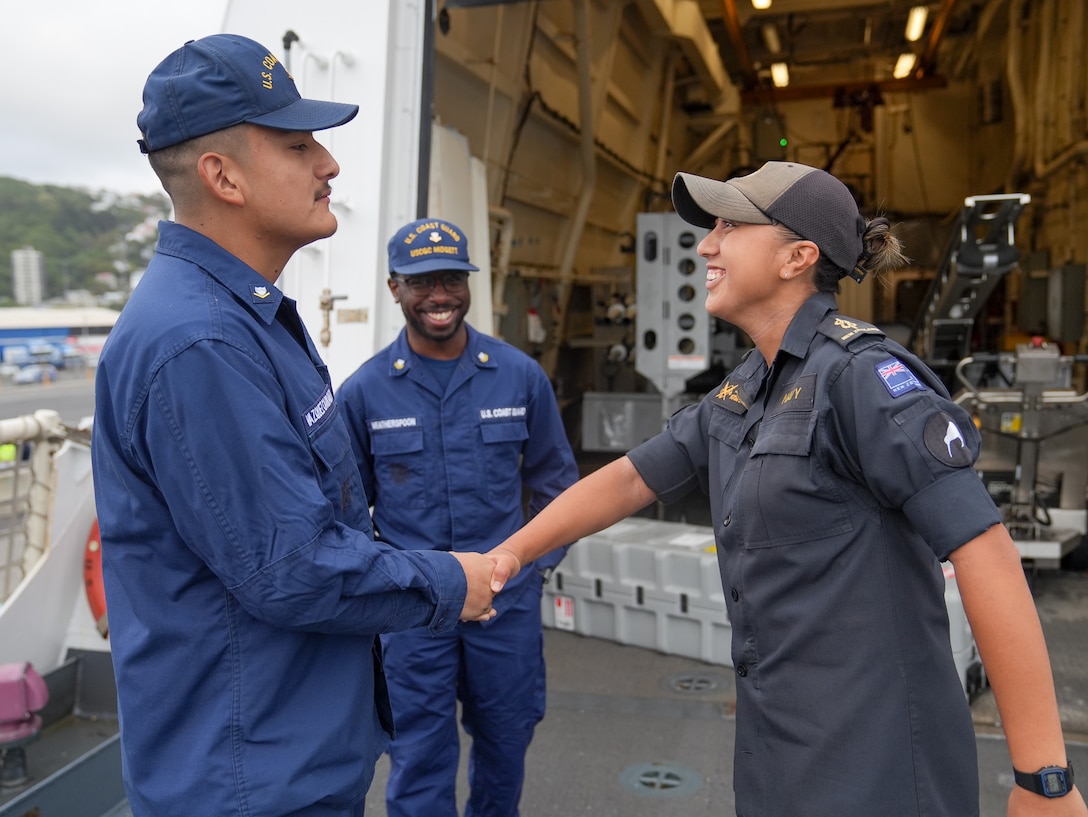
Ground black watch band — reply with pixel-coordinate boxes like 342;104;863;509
1014;761;1074;798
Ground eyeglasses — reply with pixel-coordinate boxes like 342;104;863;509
394;273;469;295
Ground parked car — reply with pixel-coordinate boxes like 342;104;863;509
13;364;59;385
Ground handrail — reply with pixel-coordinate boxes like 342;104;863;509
0;412;90;603
954;353;1088;406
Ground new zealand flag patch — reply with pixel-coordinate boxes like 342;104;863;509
876;357;925;398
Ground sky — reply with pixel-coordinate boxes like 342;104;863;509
5;0;230;196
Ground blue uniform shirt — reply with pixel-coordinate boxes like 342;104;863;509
628;292;1002;817
337;324;578;613
91;222;469;817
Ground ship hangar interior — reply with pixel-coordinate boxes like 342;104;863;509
425;0;1088;574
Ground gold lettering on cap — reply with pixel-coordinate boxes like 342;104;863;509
261;54;279;90
401;221;463;246
407;246;462;258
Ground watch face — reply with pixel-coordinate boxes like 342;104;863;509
1043;770;1069;796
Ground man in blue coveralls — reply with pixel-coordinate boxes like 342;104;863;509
92;35;498;817
337;217;579;817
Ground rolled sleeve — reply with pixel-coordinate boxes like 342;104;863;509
902;470;1002;560
628;426;704;505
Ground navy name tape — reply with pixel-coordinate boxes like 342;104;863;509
303;385;335;431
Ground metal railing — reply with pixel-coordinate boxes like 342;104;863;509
0;411;90;604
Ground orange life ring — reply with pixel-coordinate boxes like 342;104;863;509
83;519;109;638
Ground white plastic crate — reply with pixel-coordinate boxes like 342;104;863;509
543;518;983;697
543;519;732;665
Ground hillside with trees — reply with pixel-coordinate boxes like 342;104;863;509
0;177;170;305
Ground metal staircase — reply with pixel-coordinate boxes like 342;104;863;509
913;193;1031;364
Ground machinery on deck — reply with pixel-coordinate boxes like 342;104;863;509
913;193;1088;572
955;343;1088;573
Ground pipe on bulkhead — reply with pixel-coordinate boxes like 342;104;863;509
1003;0;1030;191
543;0;623;378
481;3;507;173
490;207;515;338
653;49;677;187
1031;0;1088;181
557;0;602;279
1031;0;1054;180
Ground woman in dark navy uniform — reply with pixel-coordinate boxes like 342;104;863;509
488;162;1085;817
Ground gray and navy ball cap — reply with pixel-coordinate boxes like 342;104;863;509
672;161;865;275
137;34;359;154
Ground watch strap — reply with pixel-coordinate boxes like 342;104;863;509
1014;761;1074;797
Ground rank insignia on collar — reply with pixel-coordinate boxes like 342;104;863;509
712;379;749;411
394;359;406;370
251;285;272;300
477;352;489;363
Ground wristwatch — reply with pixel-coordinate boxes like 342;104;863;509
1013;761;1074;797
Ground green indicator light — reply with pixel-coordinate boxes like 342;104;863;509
779;138;788;147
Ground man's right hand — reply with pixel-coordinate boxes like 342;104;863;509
451;552;498;621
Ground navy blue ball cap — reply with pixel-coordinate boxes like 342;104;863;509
388;218;480;276
137;33;359;154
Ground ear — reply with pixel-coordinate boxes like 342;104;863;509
196;152;246;207
387;277;400;302
781;240;820;279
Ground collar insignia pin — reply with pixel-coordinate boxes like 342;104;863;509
478;352;489;363
394;359;405;370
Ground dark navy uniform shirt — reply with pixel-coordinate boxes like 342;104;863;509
628;291;1001;817
337;324;579;615
91;222;468;817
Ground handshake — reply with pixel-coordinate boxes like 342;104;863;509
451;548;524;621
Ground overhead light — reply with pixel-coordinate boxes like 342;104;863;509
905;5;928;42
893;53;917;79
762;22;782;54
752;0;772;10
770;62;789;87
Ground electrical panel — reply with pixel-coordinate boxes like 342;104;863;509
635;213;712;399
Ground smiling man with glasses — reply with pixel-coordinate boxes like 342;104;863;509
337;217;579;817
